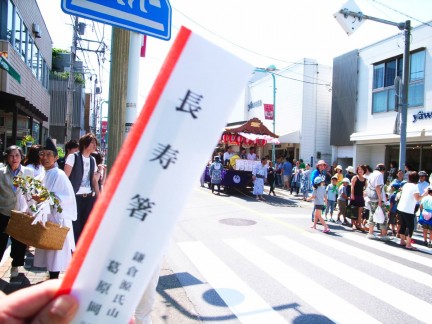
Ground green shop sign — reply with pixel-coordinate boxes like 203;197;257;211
0;56;21;83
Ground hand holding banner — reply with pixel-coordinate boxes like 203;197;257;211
58;26;253;323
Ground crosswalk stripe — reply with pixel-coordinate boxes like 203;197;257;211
224;238;380;324
339;232;432;267
304;231;432;286
178;241;288;323
265;235;431;323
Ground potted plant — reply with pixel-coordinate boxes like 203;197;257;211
20;135;35;147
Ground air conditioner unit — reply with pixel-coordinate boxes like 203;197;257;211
32;23;41;38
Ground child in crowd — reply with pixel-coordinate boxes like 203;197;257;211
388;182;400;236
419;186;432;247
337;178;350;225
307;177;330;233
325;176;338;222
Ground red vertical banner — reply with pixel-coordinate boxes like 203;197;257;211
264;104;274;120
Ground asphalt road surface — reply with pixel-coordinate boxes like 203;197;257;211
151;185;432;324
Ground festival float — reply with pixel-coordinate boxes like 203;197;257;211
205;118;279;191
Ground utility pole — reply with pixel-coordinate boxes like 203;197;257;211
337;8;411;170
107;27;130;170
65;16;78;143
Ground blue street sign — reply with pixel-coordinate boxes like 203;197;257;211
62;0;171;40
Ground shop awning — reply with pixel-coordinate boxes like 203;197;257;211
278;130;300;144
0;56;21;83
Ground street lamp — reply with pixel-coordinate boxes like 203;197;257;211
337;8;411;170
254;65;277;163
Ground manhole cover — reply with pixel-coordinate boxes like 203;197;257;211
219;218;257;226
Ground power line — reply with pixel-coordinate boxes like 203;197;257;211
369;0;432;27
173;8;318;66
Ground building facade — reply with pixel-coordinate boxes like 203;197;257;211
0;0;51;150
331;23;432;174
246;59;332;164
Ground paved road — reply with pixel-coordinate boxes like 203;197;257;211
1;185;431;323
152;185;432;323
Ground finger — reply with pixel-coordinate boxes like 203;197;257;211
1;280;59;321
31;294;78;324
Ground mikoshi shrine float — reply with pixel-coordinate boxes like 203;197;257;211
205;118;279;191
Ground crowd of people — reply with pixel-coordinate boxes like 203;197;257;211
0;133;106;280
207;149;432;246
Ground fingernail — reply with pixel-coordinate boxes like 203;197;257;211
50;296;73;317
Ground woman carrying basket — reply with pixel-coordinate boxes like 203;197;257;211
33;138;77;279
0;145;34;278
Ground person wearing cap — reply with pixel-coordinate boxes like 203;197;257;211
366;163;391;241
325;176;338;222
334;165;344;184
397;171;429;249
310;160;328;221
417;171;429;197
0;145;34;278
33;138;77;279
345;166;355;181
209;156;223;195
337;178;351;225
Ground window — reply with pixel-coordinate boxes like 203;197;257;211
27;36;33;69
14;13;22;54
372;50;425;113
7;1;14;44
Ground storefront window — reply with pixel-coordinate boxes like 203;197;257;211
387;144;432;175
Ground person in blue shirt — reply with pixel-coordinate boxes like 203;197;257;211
310;160;327;221
282;157;293;190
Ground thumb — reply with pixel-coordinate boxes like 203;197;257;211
31;294;78;324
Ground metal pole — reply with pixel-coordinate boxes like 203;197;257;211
399;20;411;170
271;73;276;163
65;16;78;143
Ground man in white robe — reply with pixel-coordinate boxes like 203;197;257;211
33;138;77;279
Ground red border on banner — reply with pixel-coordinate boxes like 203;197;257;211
58;27;192;296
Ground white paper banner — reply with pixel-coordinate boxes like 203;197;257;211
58;27;253;323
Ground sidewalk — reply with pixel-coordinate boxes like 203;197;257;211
0;246;51;295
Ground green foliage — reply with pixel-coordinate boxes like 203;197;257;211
52;48;69;59
20;135;35;147
13;176;63;213
57;147;65;158
51;71;85;85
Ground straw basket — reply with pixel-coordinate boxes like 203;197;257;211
5;210;69;250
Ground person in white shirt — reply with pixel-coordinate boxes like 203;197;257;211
397;171;428;250
223;146;234;166
247;147;257;160
365;163;391;241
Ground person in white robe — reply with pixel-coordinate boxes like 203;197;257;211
33;138;77;279
252;157;268;201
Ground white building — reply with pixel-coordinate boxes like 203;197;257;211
245;59;332;164
331;22;432;173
